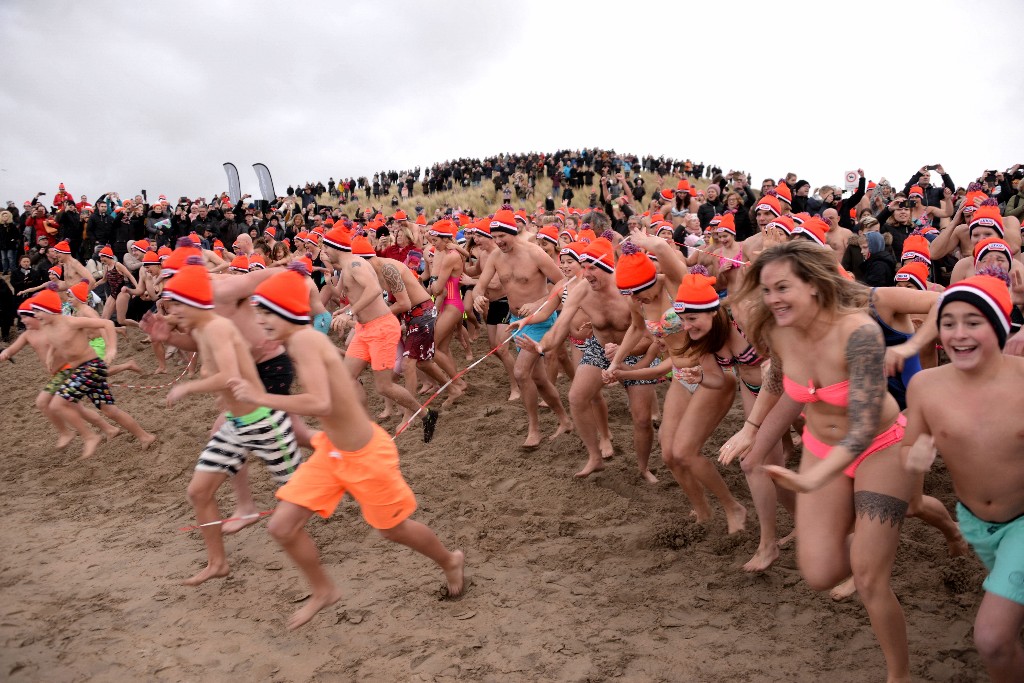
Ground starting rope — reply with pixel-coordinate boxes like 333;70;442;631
110;353;197;389
179;510;274;532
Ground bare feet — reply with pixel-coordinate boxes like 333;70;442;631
154;366;168;375
829;576;857;602
441;382;464;409
125;359;144;375
548;419;573;441
777;530;796;548
183;562;230;586
288;586;343;630
574;459;605;479
521;431;542;450
690;503;713;524
640;469;658;485
377;409;393;420
725;504;748;535
442;550;466;598
56;431;75;450
78;433;103;460
598;435;614;460
101;424;121;440
221;511;261;535
742;543;780;572
138;432;157;449
507;388;521;402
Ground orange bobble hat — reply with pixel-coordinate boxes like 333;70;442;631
29;288;63;315
908;185;925;199
162;262;214;309
577;227;598;244
676;179;691;191
98;245;116;260
968;205;1004;238
792;212;811;226
775;183;793;206
716;213;737;236
536;226;559;245
310;226;325;241
229;254;250;272
754;194;782;217
673;272;720;314
766;215;797;237
264;226;278;239
131;239;150;254
69;280;91;303
655;222;674;239
901;235;932;264
212;239;225;252
938;275;1012;348
560;241;586;262
251;266;312;324
894;262;930;290
490;208;518;236
17;299;35;318
157;246;172;262
429;219;456;239
248;254;267;270
615;241;658;295
142;250;161;267
797;217;830;247
514;210;528;225
393;209;408;222
187;232;202;247
961;190;988;215
47;264;63;279
472;219;492;239
53;240;72;255
415;214;427;226
296;256;314;275
580;238;615;273
659;188;674;201
162;238;203;279
322;226;352;252
295;230;310;245
651;213;665;223
708;214;722;228
973;237;1012;269
351;235;375;258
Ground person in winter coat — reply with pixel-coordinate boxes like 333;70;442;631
859;230;896;287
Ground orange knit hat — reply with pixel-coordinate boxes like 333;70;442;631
471;219;492;239
894;262;929;290
581;238;615;273
766;215;796;237
659;188;674;201
248;254;266;270
415;214;427;226
968;206;1004;238
901;235;931;264
536;226;559;245
158;246;172;261
560;241;586;262
53;240;72;255
142;250;161;266
490;209;518;235
429;219;456;238
674;273;720;313
973;237;1012;269
775;183;792;205
322;226;352;251
30;288;63;315
162;239;203;279
69;280;91;303
162;263;214;309
99;245;115;260
251;266;311;324
615;241;658;294
131;239;150;253
797;217;830;247
908;185;924;199
577;228;597;244
47;264;63;279
754;194;782;217
229;255;250;272
717;213;736;235
393;210;408;221
352;235;375;258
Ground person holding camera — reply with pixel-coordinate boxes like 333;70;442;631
902;164;956;208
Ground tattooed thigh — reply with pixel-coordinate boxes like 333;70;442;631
853;491;908;528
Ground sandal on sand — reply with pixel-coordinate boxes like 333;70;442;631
422;409;439;443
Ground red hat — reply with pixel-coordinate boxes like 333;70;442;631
59;183;65;190
393;210;408;221
161;242;202;279
157;246;172;261
17;299;35;317
53;240;72;255
716;213;736;235
415;214;427;226
142;250;161;266
797;217;830;247
264;226;278;239
188;232;202;246
248;254;267;270
212;239;225;252
908;185;924;199
560;241;586;262
514;209;527;225
98;245;115;260
709;214;722;228
322;226;352;251
973;237;1012;270
962;190;988;214
310;227;325;241
651;213;665;223
536;226;559;245
47;264;63;279
615;241;658;295
557;227;576;242
470;219;492;239
766;215;796;237
490;209;518;236
69;280;91;303
676;179;691;191
901;235;931;264
938;275;1012;348
229;255;250;272
775;184;793;205
351;235;375;258
296;256;314;275
792;212;810;226
131;239;150;253
163;264;214;309
754;195;782;217
251;267;311;324
674;273;720;313
295;230;310;244
29;289;63;315
968;206;1004;238
659;188;674;201
894;262;929;290
576;228;597;244
428;219;456;238
580;238;615;273
654;222;674;237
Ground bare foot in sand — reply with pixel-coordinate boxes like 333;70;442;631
183;562;230;586
222;510;262;535
124;359;144;375
418;383;436;396
947;532;970;558
288;586;343;629
548;419;573;441
56;431;75;450
101;424;121;440
743;543;780;572
78;433;103;459
138;432;157;449
441;382;464;409
442;550;466;598
777;530;796;548
574;459;605;479
521;430;542;450
640;469;658;485
377;408;392;420
599;435;614;459
507;387;520;402
725;504;748;535
830;576;857;601
690;501;713;524
154;366;168;375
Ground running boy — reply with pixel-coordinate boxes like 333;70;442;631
227;266;465;629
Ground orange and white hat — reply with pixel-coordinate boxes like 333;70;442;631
392;209;408;222
251;266;311;325
295;230;310;245
53;240;72;255
908;185;925;199
577;227;598;244
264;226;278;239
162;262;214;309
322;226;352;252
490;209;518;236
415;214;427;226
962;190;988;215
352;235;375;258
536;226;559;245
968;206;1004;238
796;217;830;247
938;274;1012;348
973;237;1012;269
659;188;674;201
901;235;931;264
212;239;225;253
17;299;35;317
69;280;91;303
142;250;161;266
30;288;63;315
47;264;63;279
580;238;615;273
615;241;657;295
716;213;737;236
98;245;115;260
187;232;202;247
157;246;172;261
471;219;492;239
162;239;203;279
754;194;782;217
775;183;792;206
560;241;586;262
131;239;150;254
248;254;267;270
894;262;929;290
229;255;250;272
428;219;456;239
766;215;796;237
674;271;720;313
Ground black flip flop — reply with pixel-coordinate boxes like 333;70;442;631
422;408;439;443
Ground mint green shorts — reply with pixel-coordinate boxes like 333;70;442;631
957;502;1024;605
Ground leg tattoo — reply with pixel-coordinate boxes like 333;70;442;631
854;491;908;528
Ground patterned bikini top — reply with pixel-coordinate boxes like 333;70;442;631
714;321;766;368
645;308;684;338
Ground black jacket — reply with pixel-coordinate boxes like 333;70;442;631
860;251;896;288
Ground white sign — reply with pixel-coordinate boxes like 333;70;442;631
844;171;858;191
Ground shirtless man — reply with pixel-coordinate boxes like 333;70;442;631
226;268;464;629
740;194;780;264
946;209;1024;284
26;288;154;458
903;275;1024;682
162;263;301;586
931;195;1023;262
51;240;97;292
533;238;657;480
823;207;853;256
709;213;745;295
320;227;439;442
471;208;572;449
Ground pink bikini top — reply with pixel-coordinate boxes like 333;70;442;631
782;375;849;407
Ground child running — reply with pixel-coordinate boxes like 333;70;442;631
226;266;465;629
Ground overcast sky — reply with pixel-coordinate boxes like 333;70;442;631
2;0;1022;205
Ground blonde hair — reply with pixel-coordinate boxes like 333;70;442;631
734;240;869;354
0;210;11;224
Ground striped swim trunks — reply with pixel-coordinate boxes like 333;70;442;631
197;406;301;484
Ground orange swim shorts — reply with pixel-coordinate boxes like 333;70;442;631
346;313;401;371
275;424;417;529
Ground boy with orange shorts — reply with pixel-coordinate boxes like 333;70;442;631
228;266;465;629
